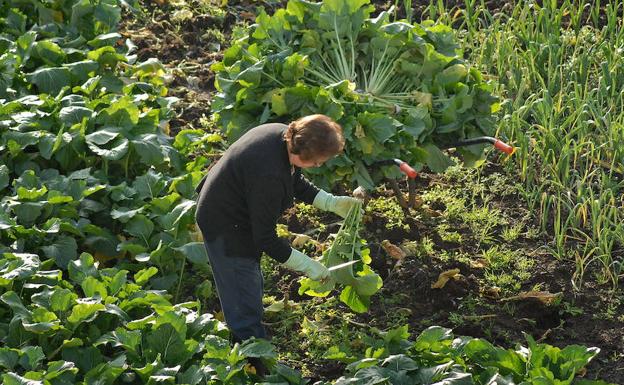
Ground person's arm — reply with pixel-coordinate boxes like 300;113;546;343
195;174;207;194
313;189;361;218
293;169;320;204
246;176;329;280
292;169;360;218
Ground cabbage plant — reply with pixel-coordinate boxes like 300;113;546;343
211;0;500;189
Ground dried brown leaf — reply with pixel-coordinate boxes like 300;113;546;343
470;258;489;269
422;207;442;218
292;234;313;248
501;290;561;305
482;286;501;299
240;11;256;20
353;186;368;201
381;240;406;261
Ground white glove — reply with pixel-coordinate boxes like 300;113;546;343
282;248;329;281
313;189;361;219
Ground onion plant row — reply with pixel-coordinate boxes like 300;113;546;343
416;0;624;290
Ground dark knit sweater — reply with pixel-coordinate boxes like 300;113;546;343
195;123;320;262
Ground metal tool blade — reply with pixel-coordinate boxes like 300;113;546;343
327;260;358;271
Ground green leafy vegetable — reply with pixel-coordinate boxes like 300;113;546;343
299;201;382;312
211;0;499;189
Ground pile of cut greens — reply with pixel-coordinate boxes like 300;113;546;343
299;201;382;312
211;0;500;189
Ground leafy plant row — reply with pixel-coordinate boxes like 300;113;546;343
318;325;611;385
2;248;609;384
0;0;296;383
0;0;212;293
0;252;302;384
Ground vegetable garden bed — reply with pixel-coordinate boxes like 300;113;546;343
1;0;622;383
120;0;624;382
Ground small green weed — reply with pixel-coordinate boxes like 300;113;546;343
502;222;524;242
481;245;535;293
462;205;507;247
437;223;464;243
421;186;466;221
448;312;464;327
366;196;409;231
294;203;326;232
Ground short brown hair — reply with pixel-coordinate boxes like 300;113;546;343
285;114;345;161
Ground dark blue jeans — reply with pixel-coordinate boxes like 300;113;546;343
203;236;267;342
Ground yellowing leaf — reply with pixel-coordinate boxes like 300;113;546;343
412;91;432;108
271;92;288;116
264;299;298;313
358;136;376;155
244;363;256;375
292;233;314;248
301;316;326;334
431;268;461;289
276;224;290;238
52;10;64;22
264;301;285;313
354;122;366;138
190;230;203;242
189;224;203;242
94;250;125;263
159;120;170;136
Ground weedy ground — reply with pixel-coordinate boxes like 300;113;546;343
273;163;624;382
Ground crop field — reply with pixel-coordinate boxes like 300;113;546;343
1;0;623;384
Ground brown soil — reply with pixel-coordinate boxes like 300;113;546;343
278;166;624;384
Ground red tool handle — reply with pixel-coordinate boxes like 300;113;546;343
494;139;515;154
394;159;418;179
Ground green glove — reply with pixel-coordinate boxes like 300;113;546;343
283;248;329;281
313;189;361;219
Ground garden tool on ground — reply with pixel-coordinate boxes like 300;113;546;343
373;137;515;209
